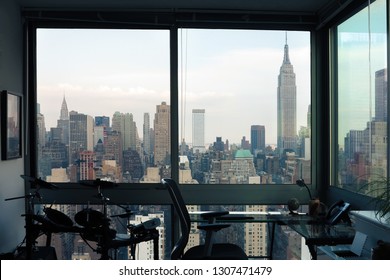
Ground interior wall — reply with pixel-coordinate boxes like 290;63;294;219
0;0;26;254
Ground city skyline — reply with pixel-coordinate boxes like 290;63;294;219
37;29;311;145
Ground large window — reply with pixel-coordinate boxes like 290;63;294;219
178;29;311;185
36;28;311;186
335;0;388;195
37;29;170;183
34;27;312;260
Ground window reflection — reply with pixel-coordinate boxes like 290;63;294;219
336;0;388;194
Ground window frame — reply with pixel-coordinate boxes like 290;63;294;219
24;11;318;206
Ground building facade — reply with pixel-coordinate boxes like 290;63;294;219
277;35;297;154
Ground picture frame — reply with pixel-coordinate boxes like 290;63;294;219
1;90;22;160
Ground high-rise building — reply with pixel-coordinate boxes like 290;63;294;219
37;112;46;148
241;136;250;150
250;125;265;155
277;34;297;154
192;109;206;153
123;148;144;182
143;113;151;155
95;116;110;144
245;205;267;257
69;111;94;165
57;96;70;146
79;150;96;180
95;116;110;129
231;149;257;183
129;212;165;260
375;68;387;122
213;137;225;152
42;127;69;170
104;130;123;165
112;112;138;151
154;102;170;165
93;125;104;146
344;129;365;161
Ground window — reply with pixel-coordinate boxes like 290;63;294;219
37;29;170;183
36;27;312;193
36;29;172;259
335;0;388;195
31;21;313;260
178;29;311;185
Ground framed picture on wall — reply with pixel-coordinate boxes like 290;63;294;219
1;90;22;160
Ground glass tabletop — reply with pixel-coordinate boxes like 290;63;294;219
281;219;355;245
190;211;355;246
189;211;312;223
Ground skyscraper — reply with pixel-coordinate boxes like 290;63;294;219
104;130;122;165
37;109;46;149
57;95;70;146
277;34;297;154
375;68;387;122
154;102;170;165
79;150;96;180
250;125;265;155
112;112;138;151
69;111;94;165
192;109;206;153
143;113;151;155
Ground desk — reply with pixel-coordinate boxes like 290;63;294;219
190;211;355;260
280;217;355;259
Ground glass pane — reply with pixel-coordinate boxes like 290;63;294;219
336;0;388;195
37;29;170;183
178;29;311;184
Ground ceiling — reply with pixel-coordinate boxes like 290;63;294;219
17;0;362;30
17;0;344;15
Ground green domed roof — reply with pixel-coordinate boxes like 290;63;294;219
234;149;253;159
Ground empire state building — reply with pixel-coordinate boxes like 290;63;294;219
277;35;297;154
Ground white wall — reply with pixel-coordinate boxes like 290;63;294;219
0;0;26;254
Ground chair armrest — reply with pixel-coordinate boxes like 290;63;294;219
201;211;229;223
197;223;230;232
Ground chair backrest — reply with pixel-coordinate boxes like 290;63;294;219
161;178;191;259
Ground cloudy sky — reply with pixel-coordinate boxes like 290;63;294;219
37;28;311;146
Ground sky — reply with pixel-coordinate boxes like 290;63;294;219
37;28;311;146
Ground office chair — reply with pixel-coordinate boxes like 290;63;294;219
161;178;248;260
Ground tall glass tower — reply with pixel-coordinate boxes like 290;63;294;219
192;109;206;153
251;125;265;155
277;34;297;154
375;68;387;122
